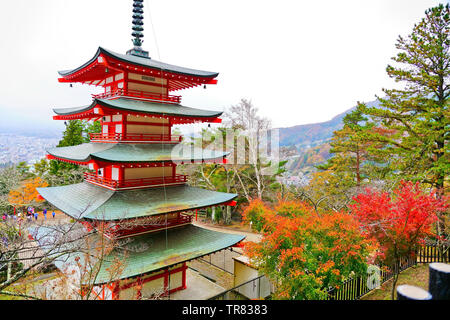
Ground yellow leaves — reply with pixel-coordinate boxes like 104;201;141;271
8;176;48;207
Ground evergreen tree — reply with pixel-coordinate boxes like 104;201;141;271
360;4;450;195
48;120;101;184
318;106;374;188
57;120;85;147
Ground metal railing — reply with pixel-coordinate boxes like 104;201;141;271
327;244;450;300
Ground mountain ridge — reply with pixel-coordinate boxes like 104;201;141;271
277;99;379;148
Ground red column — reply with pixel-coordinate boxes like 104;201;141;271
181;263;187;289
163;268;169;295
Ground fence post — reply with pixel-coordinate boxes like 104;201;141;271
397;285;432;300
356;276;361;299
429;263;450;300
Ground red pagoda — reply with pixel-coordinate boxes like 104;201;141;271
35;0;243;300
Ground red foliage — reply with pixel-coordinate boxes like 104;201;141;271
351;180;448;265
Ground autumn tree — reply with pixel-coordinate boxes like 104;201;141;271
243;199;374;300
8;177;48;212
351;180;448;299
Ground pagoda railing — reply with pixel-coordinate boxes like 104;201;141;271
92;88;182;104
84;172;188;189
104;214;193;239
89;132;183;143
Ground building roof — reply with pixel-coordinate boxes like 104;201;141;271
46;142;228;164
32;224;245;285
58;47;219;79
37;182;237;221
53;98;223;119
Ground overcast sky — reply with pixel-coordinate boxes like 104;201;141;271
0;0;445;131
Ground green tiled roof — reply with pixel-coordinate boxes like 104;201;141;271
53;98;223;118
37;183;237;221
33;224;244;285
58;47;219;78
47;142;228;163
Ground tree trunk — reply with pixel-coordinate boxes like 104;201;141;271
391;272;399;300
355;147;361;187
7;262;11;282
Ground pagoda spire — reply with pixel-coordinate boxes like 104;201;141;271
127;0;150;58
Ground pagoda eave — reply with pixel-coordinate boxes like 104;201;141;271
37;183;238;221
58;47;219;91
52;98;223;124
31;224;245;285
47;142;229;167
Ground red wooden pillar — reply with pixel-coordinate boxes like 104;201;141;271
163;268;170;295
195;209;198;221
135;276;143;300
181;262;187;289
122;111;128;140
168;118;172;140
172;163;176;177
111;282;119;300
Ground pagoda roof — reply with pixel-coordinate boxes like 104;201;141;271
53;98;223;121
58;47;218;79
32;224;244;285
37;182;237;221
46;142;228;164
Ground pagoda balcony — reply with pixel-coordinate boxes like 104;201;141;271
89;132;183;144
92;89;182;104
84;172;188;190
103;214;194;239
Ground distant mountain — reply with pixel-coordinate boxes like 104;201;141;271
277;99;380;182
278;99;380;149
278;108;351;148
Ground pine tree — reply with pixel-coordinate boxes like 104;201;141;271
361;4;450;195
49;120;101;181
316;105;388;196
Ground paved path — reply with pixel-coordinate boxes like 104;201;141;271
192;221;262;243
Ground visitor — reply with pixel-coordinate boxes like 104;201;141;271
2;213;6;222
34;212;38;221
52;211;56;219
43;209;47;220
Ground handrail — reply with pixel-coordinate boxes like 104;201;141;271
89;132;183;143
92;88;181;104
84;172;188;189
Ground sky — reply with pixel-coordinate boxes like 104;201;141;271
0;0;445;133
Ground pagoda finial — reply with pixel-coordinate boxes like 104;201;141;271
127;0;150;58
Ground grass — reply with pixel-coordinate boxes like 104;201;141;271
361;263;430;300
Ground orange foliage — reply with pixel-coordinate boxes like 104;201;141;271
243;198;376;299
8;176;48;208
